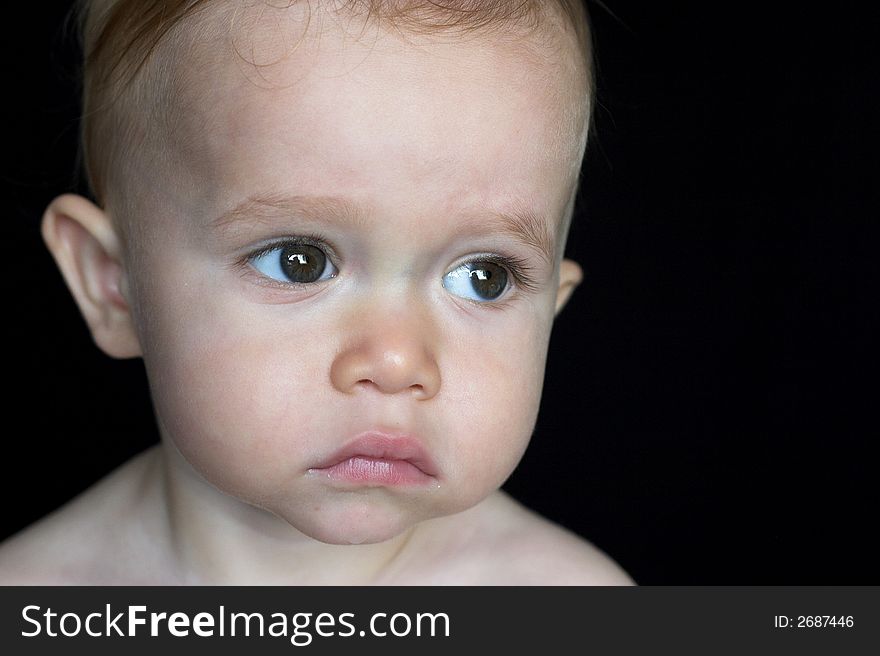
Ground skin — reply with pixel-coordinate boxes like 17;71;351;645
0;5;633;584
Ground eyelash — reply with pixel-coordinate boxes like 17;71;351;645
243;233;335;273
238;234;540;300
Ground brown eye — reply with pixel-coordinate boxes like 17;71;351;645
443;261;509;301
280;244;327;283
249;241;337;284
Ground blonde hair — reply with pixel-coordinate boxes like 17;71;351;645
74;0;594;210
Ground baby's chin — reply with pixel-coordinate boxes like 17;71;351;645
311;523;407;546
276;510;416;546
259;494;446;546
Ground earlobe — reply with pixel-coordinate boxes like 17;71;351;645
40;194;142;358
554;258;583;316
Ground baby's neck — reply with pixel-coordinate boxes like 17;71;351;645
147;444;424;585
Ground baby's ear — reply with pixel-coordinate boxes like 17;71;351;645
554;258;583;316
41;194;142;358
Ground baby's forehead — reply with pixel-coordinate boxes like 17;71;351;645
164;2;587;133
117;3;589;241
169;3;589;161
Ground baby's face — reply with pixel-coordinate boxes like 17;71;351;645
119;7;587;544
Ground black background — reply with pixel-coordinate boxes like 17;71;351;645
1;2;876;584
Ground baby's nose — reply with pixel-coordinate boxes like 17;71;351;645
329;316;441;400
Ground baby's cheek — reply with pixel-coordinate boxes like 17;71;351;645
150;317;323;498
444;319;548;502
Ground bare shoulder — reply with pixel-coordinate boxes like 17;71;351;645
0;447;164;585
426;491;635;586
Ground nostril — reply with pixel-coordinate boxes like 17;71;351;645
329;341;440;399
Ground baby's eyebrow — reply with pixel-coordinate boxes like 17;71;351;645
209;192;556;264
210;192;369;234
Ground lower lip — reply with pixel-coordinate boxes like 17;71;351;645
310;456;434;487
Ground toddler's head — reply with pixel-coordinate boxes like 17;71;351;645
46;0;594;545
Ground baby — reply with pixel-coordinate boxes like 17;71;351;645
0;0;633;585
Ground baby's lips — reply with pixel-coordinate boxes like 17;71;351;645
311;430;439;478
